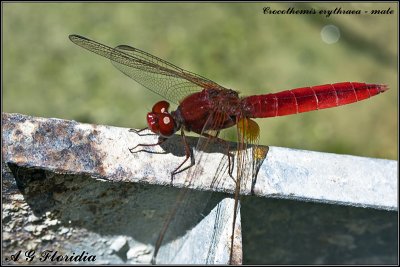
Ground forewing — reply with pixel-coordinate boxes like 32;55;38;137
69;34;226;104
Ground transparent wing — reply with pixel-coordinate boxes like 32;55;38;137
236;116;268;196
69;34;227;104
154;113;268;264
224;116;265;263
153;108;235;263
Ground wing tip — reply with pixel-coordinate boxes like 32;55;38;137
69;34;90;43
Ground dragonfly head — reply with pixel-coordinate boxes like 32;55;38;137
147;101;179;138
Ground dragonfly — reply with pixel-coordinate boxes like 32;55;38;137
69;34;388;264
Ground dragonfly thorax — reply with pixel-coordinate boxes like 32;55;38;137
147;101;180;138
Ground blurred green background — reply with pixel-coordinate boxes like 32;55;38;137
3;3;398;160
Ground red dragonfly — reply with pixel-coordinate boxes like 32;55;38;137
69;34;388;264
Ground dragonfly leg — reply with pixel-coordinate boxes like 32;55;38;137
129;127;157;136
215;138;234;180
128;137;167;153
221;143;235;183
129;127;147;133
200;132;235;181
227;145;234;180
170;129;193;183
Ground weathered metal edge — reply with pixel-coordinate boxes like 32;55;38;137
2;112;397;210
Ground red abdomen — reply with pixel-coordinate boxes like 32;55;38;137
242;82;388;118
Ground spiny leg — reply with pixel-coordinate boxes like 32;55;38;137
128;127;168;153
129;127;148;135
200;132;235;181
129;138;167;153
170;129;193;183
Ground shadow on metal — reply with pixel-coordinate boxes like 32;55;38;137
241;196;398;264
6;163;227;263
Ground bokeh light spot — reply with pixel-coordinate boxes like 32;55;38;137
321;25;341;44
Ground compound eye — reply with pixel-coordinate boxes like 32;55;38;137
146;113;160;134
158;113;175;137
152;101;170;114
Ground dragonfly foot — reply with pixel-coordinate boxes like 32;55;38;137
129;127;156;136
128;145;140;153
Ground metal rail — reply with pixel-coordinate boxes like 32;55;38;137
2;112;397;264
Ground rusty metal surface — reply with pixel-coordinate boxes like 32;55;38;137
2;163;129;264
2;112;397;264
2;162;240;264
2;112;397;210
2;112;244;264
2;112;236;191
